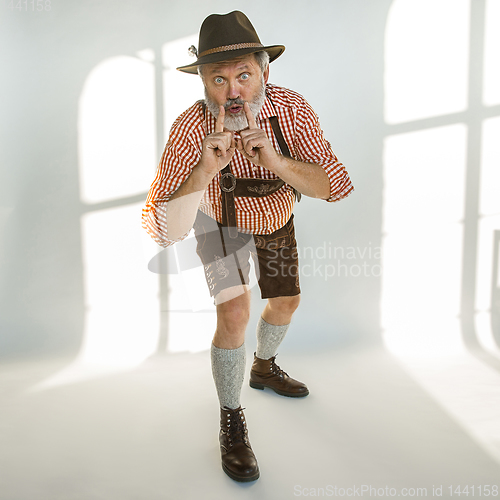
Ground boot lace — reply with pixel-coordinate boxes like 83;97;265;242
270;354;289;379
223;407;249;446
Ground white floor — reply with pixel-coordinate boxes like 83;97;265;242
1;346;500;500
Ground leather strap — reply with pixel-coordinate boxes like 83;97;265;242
220;164;238;238
269;116;302;202
269;116;291;156
200;100;237;237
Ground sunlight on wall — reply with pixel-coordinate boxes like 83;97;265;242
475;117;500;352
79;204;160;364
77;56;160;367
33;54;163;390
384;0;470;123
483;0;500;105
382;0;500;467
383;0;500;358
381;125;467;356
79;56;157;203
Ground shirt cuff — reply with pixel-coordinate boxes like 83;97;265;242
323;161;355;203
142;202;191;248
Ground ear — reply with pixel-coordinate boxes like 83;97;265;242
263;65;270;84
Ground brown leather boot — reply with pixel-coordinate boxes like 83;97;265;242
219;406;259;482
249;352;309;397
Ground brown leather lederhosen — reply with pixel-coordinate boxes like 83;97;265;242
201;99;301;239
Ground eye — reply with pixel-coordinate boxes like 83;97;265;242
240;73;250;80
214;77;224;84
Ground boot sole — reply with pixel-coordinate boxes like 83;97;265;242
222;463;260;482
249;381;309;398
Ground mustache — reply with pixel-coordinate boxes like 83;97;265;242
223;98;245;110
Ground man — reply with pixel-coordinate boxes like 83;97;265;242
142;11;353;482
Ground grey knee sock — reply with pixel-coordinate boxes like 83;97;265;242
255;317;290;360
211;342;246;410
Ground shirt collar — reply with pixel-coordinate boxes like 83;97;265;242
257;86;276;123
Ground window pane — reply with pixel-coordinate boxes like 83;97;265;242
79;56;156;203
385;0;470;123
381;125;467;355
484;0;500;105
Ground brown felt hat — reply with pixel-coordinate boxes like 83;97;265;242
177;11;285;74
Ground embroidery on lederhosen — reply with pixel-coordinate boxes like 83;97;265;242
213;255;230;279
247;184;274;195
254;236;265;249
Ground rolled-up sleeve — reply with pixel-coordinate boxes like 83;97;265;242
142;108;203;247
294;100;354;203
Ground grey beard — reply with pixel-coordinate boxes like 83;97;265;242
204;80;266;131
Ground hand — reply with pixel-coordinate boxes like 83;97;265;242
236;102;279;170
199;105;236;177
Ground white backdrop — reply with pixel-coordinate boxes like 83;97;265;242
3;2;500;499
1;0;499;365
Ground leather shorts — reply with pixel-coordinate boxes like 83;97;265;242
193;211;301;300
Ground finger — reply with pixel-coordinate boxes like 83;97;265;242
236;137;255;159
241;133;260;157
214;144;225;158
207;135;230;157
235;138;248;158
221;132;234;158
215;105;225;133
244;101;258;129
227;142;236;158
220;136;230;157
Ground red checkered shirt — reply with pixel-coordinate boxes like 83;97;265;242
142;83;354;247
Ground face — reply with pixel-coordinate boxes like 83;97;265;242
201;53;270;131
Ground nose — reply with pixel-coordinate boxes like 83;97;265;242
227;81;240;100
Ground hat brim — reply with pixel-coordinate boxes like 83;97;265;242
176;45;285;74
